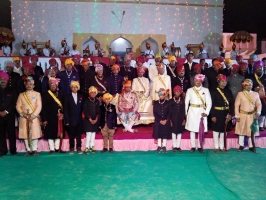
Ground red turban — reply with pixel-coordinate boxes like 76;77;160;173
232;64;240;69
136;56;145;64
31;55;39;62
177;65;185;73
173;85;183;94
0;70;9;80
217;74;227;82
194;64;202;71
81;59;90;66
49;58;57;65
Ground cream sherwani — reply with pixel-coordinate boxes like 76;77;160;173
235;91;261;136
185;86;212;132
16;91;42;139
151;74;172;101
13;67;23;76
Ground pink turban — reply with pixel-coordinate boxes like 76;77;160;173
49;77;60;86
95;64;103;72
173;85;183;94
232;64;239;69
194;74;205;82
0;70;9;80
217;74;227;82
253;60;264;71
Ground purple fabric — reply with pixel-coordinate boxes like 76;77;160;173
198;117;205;147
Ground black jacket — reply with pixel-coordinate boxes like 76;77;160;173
64;93;83;126
99;104;117;129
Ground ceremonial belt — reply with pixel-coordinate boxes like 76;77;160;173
192;87;206;109
242;91;255;106
240;110;256;115
48;90;63;111
255;74;263;87
137;77;146;93
95;76;107;92
190;104;205;108
167;65;176;78
214;106;229;110
216;88;229;108
23;92;35;113
158;75;167;88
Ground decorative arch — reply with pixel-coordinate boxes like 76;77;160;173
109;36;133;59
82;36;100;52
141;37;159;55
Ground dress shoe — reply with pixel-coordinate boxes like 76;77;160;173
33;151;38;156
214;149;219;153
77;148;83;154
11;152;18;156
238;146;244;152
109;148;113;153
24;151;31;157
69;149;74;154
156;147;162;153
49;151;55;155
249;147;257;154
176;148;182;153
162;147;167;153
84;147;89;155
172;148;177;152
259;127;265;131
101;148;108;153
220;148;227;153
190;148;196;153
55;149;59;153
91;146;97;153
198;148;204;153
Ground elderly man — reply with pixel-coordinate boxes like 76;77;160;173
16;76;42;156
109;64;123;96
12;57;23;76
149;54;166;82
223;58;233;76
5;61;20;89
30;55;44;79
118;80;140;133
190;64;209;88
41;78;63;154
248;54;258;74
249;61;266;131
151;63;172;101
235;79;261;153
0;71;18;157
185;74;212;153
166;56;178;81
227;64;245;100
210;74;234;153
119;54;137;81
59;58;80;95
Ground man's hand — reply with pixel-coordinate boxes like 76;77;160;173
201;113;207;117
65;123;69;126
211;117;217;123
226;114;232;122
0;111;6;117
43;121;48;126
182;120;186;126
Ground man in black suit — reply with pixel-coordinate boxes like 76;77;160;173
0;71;18;157
184;53;198;79
64;81;83;154
5;61;20;90
119;54;137;81
31;55;44;79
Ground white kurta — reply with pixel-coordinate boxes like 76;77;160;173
20;48;27;56
2;46;11;56
144;49;154;58
13;67;23;76
30;48;37;56
149;64;167;82
184;50;194;57
161;48;170;58
151;74;172;101
69;49;80;56
185;86;212;132
43;48;50;57
130;60;136;68
132;77;150;97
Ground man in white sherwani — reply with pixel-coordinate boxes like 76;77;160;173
185;74;212;153
151;63;172;101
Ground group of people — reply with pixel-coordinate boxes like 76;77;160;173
0;47;265;157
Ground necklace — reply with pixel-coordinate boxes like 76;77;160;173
66;70;72;79
158;99;165;104
178;76;185;83
88;97;95;103
174;97;180;104
104;104;112;112
97;75;103;80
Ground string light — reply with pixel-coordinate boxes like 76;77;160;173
11;0;223;57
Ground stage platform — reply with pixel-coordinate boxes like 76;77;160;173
13;125;266;152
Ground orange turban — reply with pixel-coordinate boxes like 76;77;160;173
103;93;113;102
112;64;120;71
65;58;74;66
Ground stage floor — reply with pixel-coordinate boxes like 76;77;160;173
13;125;266;152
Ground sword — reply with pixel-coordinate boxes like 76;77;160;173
26;109;32;152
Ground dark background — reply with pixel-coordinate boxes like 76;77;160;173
0;0;266;52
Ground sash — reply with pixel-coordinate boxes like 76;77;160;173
192;87;206;109
167;65;176;78
137;77;146;92
216;88;229;108
23;92;35;113
158;75;167;88
48;90;63;110
254;74;263;87
242;91;255;106
95;76;107;92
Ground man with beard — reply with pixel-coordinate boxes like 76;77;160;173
161;42;170;58
166;56;178;82
227;64;245;100
144;42;154;59
5;61;20;89
210;74;234;153
0;71;18;157
249;61;266;131
173;65;190;98
30;55;44;79
12;57;23;76
16;76;42;156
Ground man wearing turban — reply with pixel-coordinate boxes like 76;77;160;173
0;71;18;157
12;57;23;76
210;74;234;153
5;61;20;89
30;55;44;78
20;40;28;56
79;58;95;98
223;58;233;76
166;56;178;81
185;74;212;153
119;54;137;82
227;64;245;100
41;77;64;154
109;64;123;96
248;54;259;74
118;80;140;133
235;79;261;153
184;44;193;58
249;61;266;131
144;42;154;59
161;42;170;59
16;76;42;156
197;42;209;59
206;60;226;91
58;58;80;95
184;53;198;79
190;64;209;88
69;43;80;57
230;43;240;60
2;40;11;56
